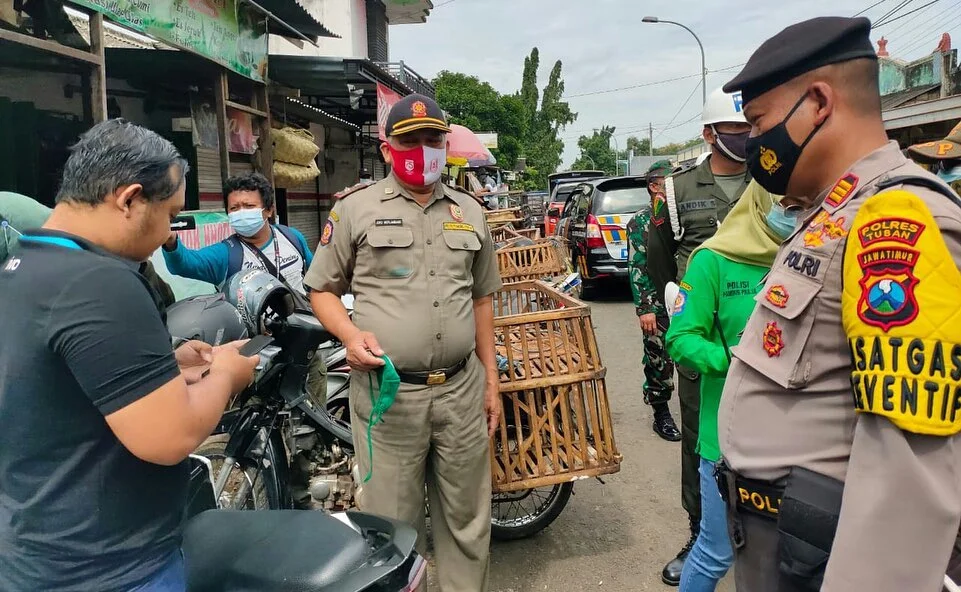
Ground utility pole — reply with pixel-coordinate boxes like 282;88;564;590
649;122;654;156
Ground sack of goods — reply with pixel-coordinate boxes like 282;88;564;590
274;159;320;189
272;127;320;167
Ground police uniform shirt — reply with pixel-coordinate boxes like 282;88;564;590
718;141;961;591
0;230;186;591
304;174;502;372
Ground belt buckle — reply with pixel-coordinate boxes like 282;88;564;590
426;371;446;385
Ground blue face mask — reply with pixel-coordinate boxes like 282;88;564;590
229;208;266;238
937;161;961;184
766;204;799;240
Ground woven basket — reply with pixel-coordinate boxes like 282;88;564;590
273;127;320;167
274;159;320;188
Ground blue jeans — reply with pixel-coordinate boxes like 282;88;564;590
129;550;185;592
679;457;734;592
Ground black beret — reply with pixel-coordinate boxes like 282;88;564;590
724;16;877;104
385;93;451;137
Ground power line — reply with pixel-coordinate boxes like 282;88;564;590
896;12;961;56
885;0;960;47
854;0;893;16
566;63;743;99
874;0;939;32
653;80;703;145
874;0;914;26
873;0;939;28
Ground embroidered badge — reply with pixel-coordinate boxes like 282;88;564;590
412;101;428;118
824;173;859;208
443;222;474;232
329;210;340;223
856;246;920;331
803;211;848;248
404;159;415;173
857;217;924;248
759;146;782;175
673;290;687;316
679;281;693;291
765;284;789;308
320;219;334;246
762;321;784;357
783;250;822;278
450;204;465;222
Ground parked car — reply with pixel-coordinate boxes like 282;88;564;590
547;170;606;195
544;182;582;237
553;175;649;298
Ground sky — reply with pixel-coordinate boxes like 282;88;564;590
390;0;961;167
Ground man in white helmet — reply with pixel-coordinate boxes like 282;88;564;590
646;86;752;586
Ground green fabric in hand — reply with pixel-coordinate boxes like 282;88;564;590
364;354;400;483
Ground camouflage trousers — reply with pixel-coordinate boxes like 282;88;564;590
642;314;675;405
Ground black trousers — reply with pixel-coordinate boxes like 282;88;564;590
677;365;701;522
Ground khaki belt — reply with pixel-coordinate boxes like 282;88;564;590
396;357;469;385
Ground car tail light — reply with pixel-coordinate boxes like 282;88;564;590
586;214;606;249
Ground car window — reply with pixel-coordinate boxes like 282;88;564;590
573;192;591;221
593;186;648;215
559;189;577;217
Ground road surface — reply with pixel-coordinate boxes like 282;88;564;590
428;285;734;591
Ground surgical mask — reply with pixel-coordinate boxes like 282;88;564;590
388;144;446;187
937;161;961;184
228;208;266;238
712;127;749;163
766;204;800;240
364;354;400;483
746;93;824;195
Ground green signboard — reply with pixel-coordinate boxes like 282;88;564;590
70;0;268;82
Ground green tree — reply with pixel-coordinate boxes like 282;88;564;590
654;135;706;156
518;49;577;190
626;135;651;157
571;126;617;174
432;71;527;169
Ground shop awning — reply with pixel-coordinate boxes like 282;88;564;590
268;55;429;127
254;0;339;41
277;96;361;131
384;0;434;24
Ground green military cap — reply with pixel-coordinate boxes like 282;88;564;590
723;16;877;104
646;159;673;178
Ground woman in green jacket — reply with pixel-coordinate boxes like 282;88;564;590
666;180;795;591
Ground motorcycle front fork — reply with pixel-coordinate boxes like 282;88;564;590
212;456;253;510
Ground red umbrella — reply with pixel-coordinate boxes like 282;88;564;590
447;124;497;167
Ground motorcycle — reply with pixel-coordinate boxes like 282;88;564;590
168;274;572;540
181;454;425;591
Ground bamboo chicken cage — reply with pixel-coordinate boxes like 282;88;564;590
496;238;568;283
490;281;621;492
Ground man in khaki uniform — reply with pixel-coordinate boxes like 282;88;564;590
717;16;961;592
305;93;502;592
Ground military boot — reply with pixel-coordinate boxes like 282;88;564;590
661;513;700;586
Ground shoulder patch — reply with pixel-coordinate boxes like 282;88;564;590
843;188;961;436
320;219;334;246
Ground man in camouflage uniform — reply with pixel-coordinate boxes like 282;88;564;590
627;160;680;442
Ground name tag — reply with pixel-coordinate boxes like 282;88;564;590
375;219;403;227
443;222;474;232
678;199;716;214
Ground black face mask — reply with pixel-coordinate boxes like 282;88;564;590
746;93;824;195
712;127;749;163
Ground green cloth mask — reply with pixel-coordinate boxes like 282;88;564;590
364;354;400;483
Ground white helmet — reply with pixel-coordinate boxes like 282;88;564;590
701;87;746;126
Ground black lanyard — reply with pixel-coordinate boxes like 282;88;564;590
241;226;283;277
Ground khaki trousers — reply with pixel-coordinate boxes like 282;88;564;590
350;355;491;592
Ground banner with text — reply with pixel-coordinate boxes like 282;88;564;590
69;0;268;82
376;82;403;141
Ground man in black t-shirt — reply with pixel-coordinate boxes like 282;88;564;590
0;119;258;592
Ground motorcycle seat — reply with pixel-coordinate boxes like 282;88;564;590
182;509;369;592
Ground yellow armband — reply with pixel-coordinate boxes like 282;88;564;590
842;189;961;436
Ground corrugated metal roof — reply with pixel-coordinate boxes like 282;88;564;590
881;83;941;110
256;0;338;41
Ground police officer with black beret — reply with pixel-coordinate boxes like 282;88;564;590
716;16;961;592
